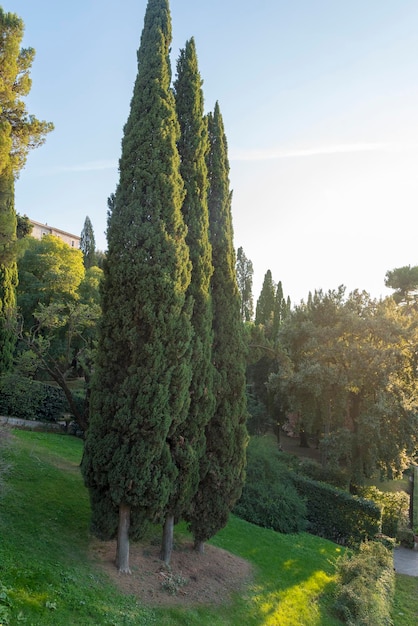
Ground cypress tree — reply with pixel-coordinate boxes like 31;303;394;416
80;216;96;269
82;0;192;574
236;246;254;322
158;38;215;564
255;269;275;328
187;102;248;552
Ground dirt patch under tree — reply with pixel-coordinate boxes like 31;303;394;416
91;537;253;607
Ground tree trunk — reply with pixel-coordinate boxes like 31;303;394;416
116;502;131;574
193;539;205;554
160;514;174;565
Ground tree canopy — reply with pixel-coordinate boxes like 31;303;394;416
269;287;418;484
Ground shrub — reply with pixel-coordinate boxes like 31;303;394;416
333;541;395;625
295;457;349;489
291;473;381;546
355;485;409;537
234;436;307;533
0;373;68;422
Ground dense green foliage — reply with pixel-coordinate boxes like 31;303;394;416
270;287;418;484
236;246;254;322
163;38;215;528
0;372;68;421
17;235;85;326
234;437;307;533
0;7;52;373
187;102;248;547
82;0;193;549
355;484;410;537
333;541;395;625
291;473;381;545
79;215;96;269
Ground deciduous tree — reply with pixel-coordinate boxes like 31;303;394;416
269;287;418;485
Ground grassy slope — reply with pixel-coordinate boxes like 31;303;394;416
0;430;415;625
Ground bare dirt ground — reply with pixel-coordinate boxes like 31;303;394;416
91;537;253;607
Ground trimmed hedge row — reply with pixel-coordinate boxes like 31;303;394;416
0;373;68;422
291;473;381;545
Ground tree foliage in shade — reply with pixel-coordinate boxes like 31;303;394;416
0;8;52;373
186;102;248;551
81;0;192;574
80;216;96;269
236;246;254;322
158;38;215;563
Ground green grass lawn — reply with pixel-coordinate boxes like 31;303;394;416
0;430;416;625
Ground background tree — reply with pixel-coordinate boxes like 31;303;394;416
236;246;254;322
158;37;215;564
17;235;85;328
16;235;92;430
269;287;418;485
255;269;275;329
82;0;192;574
186;102;248;552
16;213;33;239
80;216;97;269
385;265;418;306
0;8;53;373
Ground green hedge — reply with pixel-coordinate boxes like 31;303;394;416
333;541;395;625
291;473;381;545
0;373;68;422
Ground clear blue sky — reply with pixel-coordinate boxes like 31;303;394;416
10;0;418;304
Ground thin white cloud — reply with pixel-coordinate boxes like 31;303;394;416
230;142;399;162
49;159;118;173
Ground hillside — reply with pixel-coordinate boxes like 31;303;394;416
0;429;415;625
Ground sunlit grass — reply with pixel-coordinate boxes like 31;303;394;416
1;430;415;624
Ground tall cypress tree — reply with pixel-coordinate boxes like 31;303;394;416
159;38;215;564
82;0;192;574
187;102;248;552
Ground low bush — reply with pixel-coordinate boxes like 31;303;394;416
355;485;409;537
0;373;68;422
291;473;381;546
333;541;395;625
234;436;307;533
295;457;349;489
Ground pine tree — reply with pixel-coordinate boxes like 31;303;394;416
82;0;192;574
80;216;96;269
187;102;248;552
158;38;215;564
0;8;52;373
